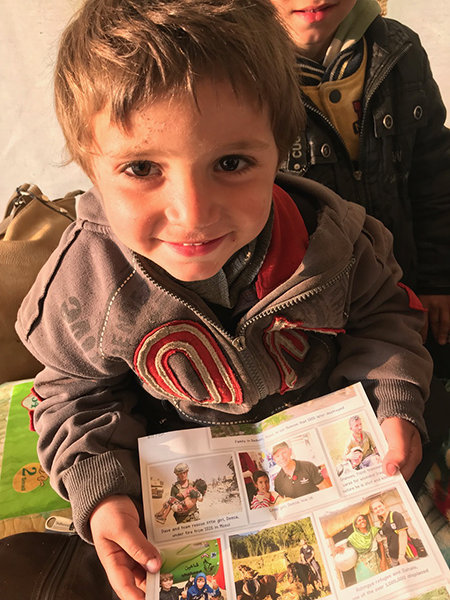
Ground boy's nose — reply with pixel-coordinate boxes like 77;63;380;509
165;173;220;229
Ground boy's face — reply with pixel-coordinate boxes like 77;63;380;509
90;80;279;282
350;450;363;467
271;0;357;60
161;577;173;591
255;475;270;494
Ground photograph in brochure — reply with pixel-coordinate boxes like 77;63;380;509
209;385;359;440
238;432;332;511
150;454;241;529
159;538;227;600
269;436;332;500
318;487;428;591
407;586;450;599
320;413;383;492
229;517;331;599
139;383;450;599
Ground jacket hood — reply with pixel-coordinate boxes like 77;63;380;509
77;186;110;227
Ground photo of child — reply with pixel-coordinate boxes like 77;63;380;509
155;478;208;525
250;470;281;510
158;538;226;599
320;414;382;481
150;455;241;527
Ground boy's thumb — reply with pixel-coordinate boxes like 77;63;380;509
382;450;401;477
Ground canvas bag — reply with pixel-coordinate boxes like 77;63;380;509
0;184;81;384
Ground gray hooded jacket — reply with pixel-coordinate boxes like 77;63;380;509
16;174;432;540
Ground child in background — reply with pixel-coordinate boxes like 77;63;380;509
250;470;281;509
272;0;450;377
16;0;443;598
160;573;183;600
184;573;221;600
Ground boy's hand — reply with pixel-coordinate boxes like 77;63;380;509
418;294;450;345
90;494;161;600
381;417;422;481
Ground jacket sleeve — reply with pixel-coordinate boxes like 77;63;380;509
15;225;151;543
30;367;147;543
329;214;432;439
408;42;450;294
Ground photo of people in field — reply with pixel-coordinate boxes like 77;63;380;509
149;454;241;528
229;517;331;599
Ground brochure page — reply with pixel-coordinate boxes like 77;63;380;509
139;383;450;600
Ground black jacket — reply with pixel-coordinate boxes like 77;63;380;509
283;16;450;294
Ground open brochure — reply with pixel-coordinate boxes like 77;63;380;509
139;383;450;600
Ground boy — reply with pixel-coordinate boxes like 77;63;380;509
185;573;221;600
250;470;281;509
272;0;450;376
160;573;182;600
15;0;434;598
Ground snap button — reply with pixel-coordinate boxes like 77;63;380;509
383;114;393;129
293;163;301;170
321;144;331;158
329;89;341;104
413;105;423;120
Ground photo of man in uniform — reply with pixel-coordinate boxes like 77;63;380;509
370;498;427;566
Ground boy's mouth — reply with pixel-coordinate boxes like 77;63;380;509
294;3;335;20
164;235;227;257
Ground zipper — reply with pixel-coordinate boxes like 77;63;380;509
133;252;355;399
38;535;79;600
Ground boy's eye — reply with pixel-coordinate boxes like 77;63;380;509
124;161;158;177
216;155;250;172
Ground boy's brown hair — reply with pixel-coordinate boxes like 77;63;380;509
160;572;174;584
54;0;305;174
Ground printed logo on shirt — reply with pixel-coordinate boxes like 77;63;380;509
263;316;310;394
134;320;243;404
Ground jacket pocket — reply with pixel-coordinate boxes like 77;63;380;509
372;89;427;138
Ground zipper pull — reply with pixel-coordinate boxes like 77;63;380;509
45;515;76;535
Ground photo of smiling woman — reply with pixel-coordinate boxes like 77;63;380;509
342;514;386;582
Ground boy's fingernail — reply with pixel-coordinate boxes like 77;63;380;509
386;463;399;476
